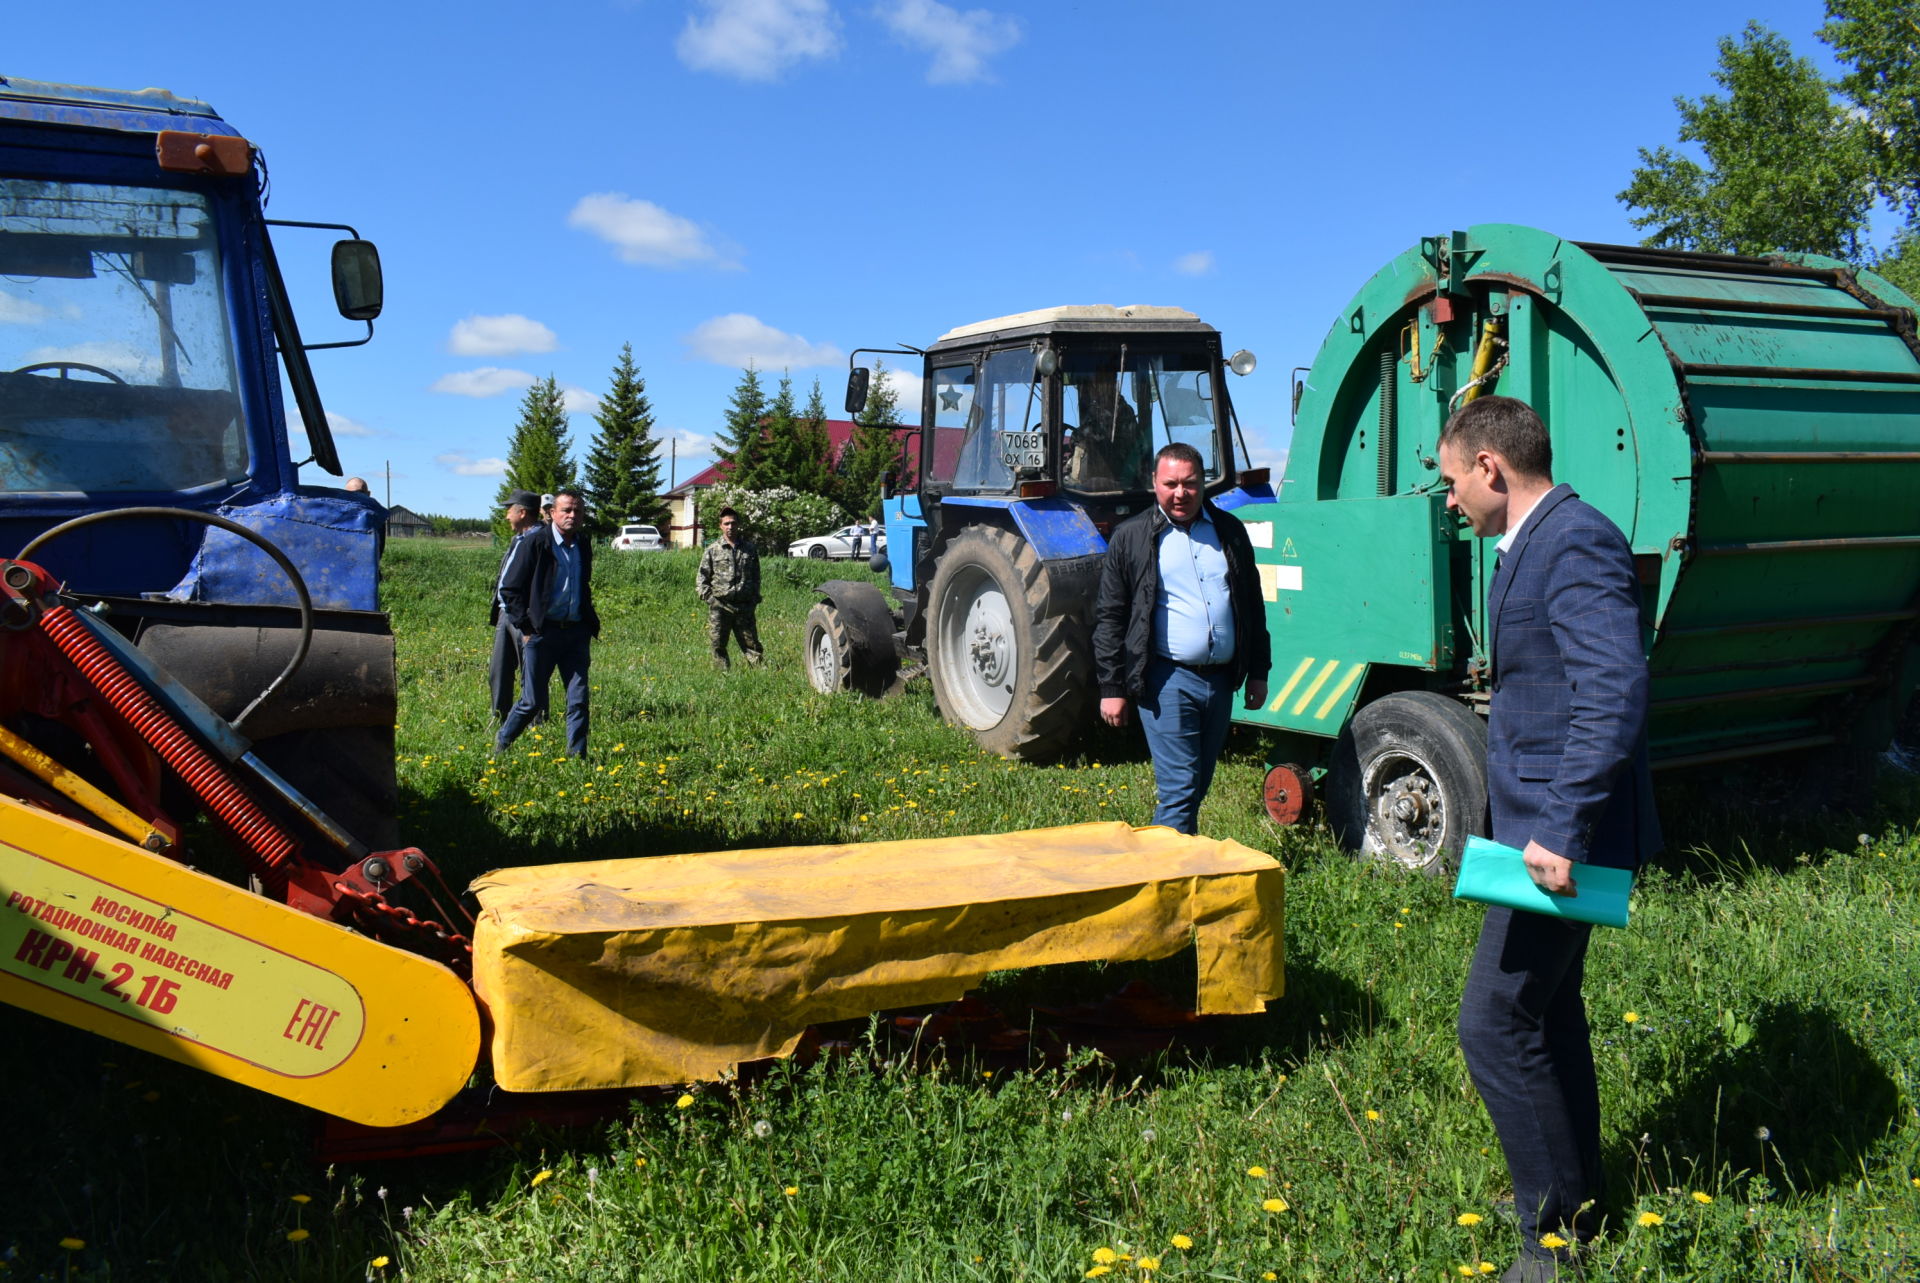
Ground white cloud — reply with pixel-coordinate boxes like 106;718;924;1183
326;410;374;437
568;194;741;269
684;313;843;368
430;367;536;398
436;452;509;478
0;290;49;324
872;363;923;422
448;314;558;357
23;341;158;381
1173;250;1215;276
873;0;1021;85
560;384;601;414
677;0;842;81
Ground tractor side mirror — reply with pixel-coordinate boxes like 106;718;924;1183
845;367;870;416
880;469;895;501
332;239;383;322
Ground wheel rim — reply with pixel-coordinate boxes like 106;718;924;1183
806;623;838;692
1360;747;1450;868
935;563;1015;728
1263;763;1312;826
809;545;827;559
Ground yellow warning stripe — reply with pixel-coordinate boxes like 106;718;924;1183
1268;657;1315;712
1291;660;1341;715
1265;658;1367;722
1314;663;1366;721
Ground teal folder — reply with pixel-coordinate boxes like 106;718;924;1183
1452;836;1634;929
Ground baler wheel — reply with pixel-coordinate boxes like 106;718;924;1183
1327;691;1487;874
803;602;856;695
927;526;1089;761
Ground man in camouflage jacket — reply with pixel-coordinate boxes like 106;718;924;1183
696;507;763;668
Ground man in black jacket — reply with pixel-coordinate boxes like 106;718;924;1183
1093;443;1270;833
496;489;601;760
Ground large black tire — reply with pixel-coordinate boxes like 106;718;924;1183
803;602;855;695
808;544;828;560
1326;690;1488;874
927;526;1090;761
251;724;401;853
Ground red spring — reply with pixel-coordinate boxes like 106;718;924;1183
38;604;297;880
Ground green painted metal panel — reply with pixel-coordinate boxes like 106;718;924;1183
1246;224;1920;765
1233;495;1452;736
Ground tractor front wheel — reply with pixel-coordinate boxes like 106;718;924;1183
927;526;1088;761
803;602;855;695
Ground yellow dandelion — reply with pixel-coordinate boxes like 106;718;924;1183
1456;1212;1483;1226
1637;1212;1664;1227
1366;1109;1381;1121
289;1194;312;1204
792;811;804;820
635;1156;648;1168
1246;1165;1268;1178
783;1185;799;1197
59;1237;85;1251
372;1258;391;1270
1478;1265;1497;1275
1692;1191;1713;1204
1264;1274;1278;1282
1091;1247;1118;1264
1459;1268;1476;1279
1085;1269;1111;1279
530;1169;553;1187
1538;1233;1569;1250
1138;1257;1160;1272
1263;1197;1289;1213
1170;1233;1193;1250
1623;1011;1639;1023
676;1093;694;1109
287;1228;311;1243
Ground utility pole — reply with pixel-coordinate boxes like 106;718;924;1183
384;460;391;508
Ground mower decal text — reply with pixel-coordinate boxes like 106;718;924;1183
0;848;364;1077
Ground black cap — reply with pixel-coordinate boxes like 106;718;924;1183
505;489;539;512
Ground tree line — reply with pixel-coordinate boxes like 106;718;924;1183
1620;0;1918;297
492;344;910;550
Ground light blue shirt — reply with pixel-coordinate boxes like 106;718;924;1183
1153;508;1235;665
545;525;582;622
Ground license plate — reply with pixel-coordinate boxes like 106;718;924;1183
1001;431;1045;468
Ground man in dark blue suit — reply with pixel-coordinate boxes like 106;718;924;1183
1438;396;1662;1282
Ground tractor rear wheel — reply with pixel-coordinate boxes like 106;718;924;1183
927;526;1089;761
1326;691;1487;874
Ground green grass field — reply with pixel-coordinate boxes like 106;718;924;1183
3;537;1917;1281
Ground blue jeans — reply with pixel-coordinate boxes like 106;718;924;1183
497;624;591;758
1458;906;1601;1260
1137;655;1236;834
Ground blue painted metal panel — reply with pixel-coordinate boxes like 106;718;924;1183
939;495;1107;562
881;491;925;591
165;492;383;612
1214;481;1278;511
0;79;232;135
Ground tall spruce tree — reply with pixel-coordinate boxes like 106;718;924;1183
713;365;768;487
752;371;832;497
797;377;834;496
837;360;905;519
583;343;664;538
495;374;576;534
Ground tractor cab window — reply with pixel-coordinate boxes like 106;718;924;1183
0;179;246;494
1061;347;1220;493
925;361;977;488
947;348;1041;492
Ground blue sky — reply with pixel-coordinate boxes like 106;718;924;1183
11;0;1843;516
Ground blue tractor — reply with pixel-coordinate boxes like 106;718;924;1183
0;80;397;843
809;305;1270;760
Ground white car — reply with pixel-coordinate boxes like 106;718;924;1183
611;523;664;551
789;524;886;560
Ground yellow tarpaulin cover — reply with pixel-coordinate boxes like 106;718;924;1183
469;822;1284;1092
